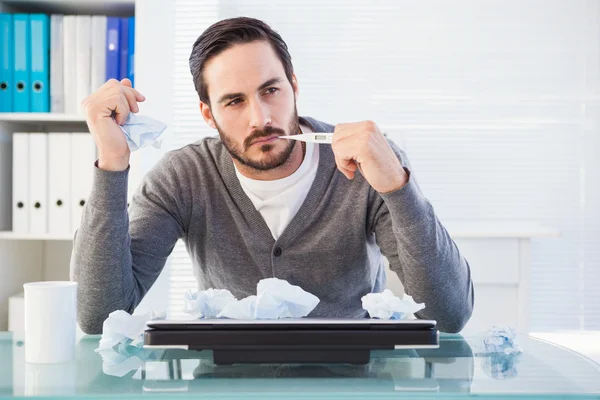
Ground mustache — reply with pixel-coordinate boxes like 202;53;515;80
244;125;287;149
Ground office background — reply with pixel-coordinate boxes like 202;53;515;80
0;0;598;359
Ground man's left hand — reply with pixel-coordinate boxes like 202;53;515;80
331;120;408;193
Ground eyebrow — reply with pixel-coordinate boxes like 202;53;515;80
217;77;283;105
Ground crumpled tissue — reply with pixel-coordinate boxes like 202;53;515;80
482;325;522;355
183;288;236;319
361;289;425;319
184;278;320;320
479;325;523;379
95;309;166;377
119;113;166;151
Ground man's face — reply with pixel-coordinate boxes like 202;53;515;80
201;41;300;171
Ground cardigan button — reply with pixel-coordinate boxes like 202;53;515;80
273;247;282;257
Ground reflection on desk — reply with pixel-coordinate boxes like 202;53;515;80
1;332;599;399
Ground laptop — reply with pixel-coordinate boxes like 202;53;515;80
144;318;439;365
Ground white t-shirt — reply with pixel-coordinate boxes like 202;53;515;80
234;124;319;240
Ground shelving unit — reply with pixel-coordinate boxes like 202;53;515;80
0;232;72;240
0;0;175;330
0;113;86;122
0;0;138;331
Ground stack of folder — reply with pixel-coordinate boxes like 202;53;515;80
12;132;97;235
0;14;135;113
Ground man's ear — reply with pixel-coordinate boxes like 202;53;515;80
200;101;217;129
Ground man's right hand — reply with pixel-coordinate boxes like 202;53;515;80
81;78;146;171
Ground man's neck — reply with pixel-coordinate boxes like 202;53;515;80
233;141;305;181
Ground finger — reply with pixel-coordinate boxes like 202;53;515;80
132;88;146;102
119;78;145;101
113;94;131;125
341;157;358;173
341;157;357;179
333;123;352;140
334;155;356;180
122;87;140;113
333;122;365;141
332;136;357;179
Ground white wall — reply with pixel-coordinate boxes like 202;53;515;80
129;0;175;315
163;0;600;332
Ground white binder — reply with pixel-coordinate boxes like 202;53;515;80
70;134;96;233
62;16;77;114
29;133;49;235
50;15;64;113
12;133;29;233
75;16;92;116
0;132;11;231
90;16;107;92
48;133;72;235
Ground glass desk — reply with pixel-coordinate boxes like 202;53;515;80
1;332;599;399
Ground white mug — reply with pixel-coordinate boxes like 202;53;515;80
24;360;76;396
24;281;78;364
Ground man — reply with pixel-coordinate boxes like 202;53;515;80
72;17;474;334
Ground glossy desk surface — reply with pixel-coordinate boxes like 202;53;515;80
0;332;599;399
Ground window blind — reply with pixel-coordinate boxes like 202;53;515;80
168;0;600;330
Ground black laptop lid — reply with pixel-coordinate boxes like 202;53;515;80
147;318;437;331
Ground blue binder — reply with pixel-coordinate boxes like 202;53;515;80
0;14;13;112
29;14;49;112
119;17;128;81
105;17;120;81
13;14;30;112
127;16;135;86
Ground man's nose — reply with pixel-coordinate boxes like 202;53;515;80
248;99;271;130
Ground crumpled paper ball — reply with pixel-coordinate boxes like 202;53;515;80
183;288;236;319
482;325;522;355
184;278;320;320
95;310;166;377
479;325;523;379
361;289;425;319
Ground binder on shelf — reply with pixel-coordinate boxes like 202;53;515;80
48;133;71;234
12;133;29;233
105;17;120;81
62;15;77;114
0;14;13;112
127;16;135;86
0;132;12;230
119;17;128;81
50;14;64;113
75;15;91;116
13;14;30;112
29;133;48;234
70;134;96;234
91;15;107;92
30;14;50;113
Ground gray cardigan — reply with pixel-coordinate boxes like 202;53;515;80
70;116;474;334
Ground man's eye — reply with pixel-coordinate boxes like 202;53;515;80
265;87;279;95
227;98;242;107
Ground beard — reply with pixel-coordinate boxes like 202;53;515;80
215;105;301;171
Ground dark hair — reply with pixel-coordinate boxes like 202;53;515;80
189;17;294;106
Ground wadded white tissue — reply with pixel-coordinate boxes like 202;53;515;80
183;288;236;319
184;278;320;320
218;295;257;319
95;310;166;377
119;113;166;151
361;289;425;320
482;325;522;355
479;325;523;379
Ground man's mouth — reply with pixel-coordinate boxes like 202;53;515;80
252;136;280;145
